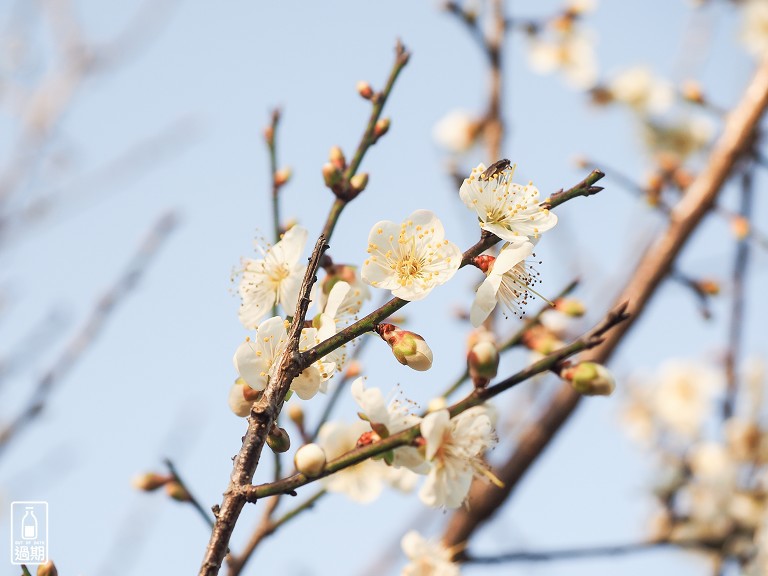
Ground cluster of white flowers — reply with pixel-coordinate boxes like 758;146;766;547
623;358;768;572
525;1;599;89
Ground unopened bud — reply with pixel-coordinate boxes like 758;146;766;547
349;172;369;193
356;80;374;99
288;404;305;429
376;324;433;371
672;168;694;189
329;145;346;170
730;215;750;240
345;360;362;379
468;340;499;388
267;426;291;453
695;279;720;296
274;167;292;187
554;298;586;317
322;163;343;189
263;126;274;146
165;481;192;502
561;362;615;396
132;472;172;491
37;560;58;576
466;326;496;351
373;118;390;139
681;80;705;104
522;325;563;355
294;443;327;477
427;397;448;413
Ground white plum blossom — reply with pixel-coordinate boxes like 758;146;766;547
651;360;721;438
318;420;413;503
238;225;308;329
460;163;557;246
351;378;428;473
419;406;497;508
232;316;336;401
608;66;673;114
362;210;462;301
527;27;598;89
470;241;539;327
741;0;768;56
432;109;478;153
400;530;460;576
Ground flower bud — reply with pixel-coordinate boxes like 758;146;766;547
554;298;586;317
266;426;291;453
681;80;705;104
356;80;374;99
522;325;563;355
165;481;192;502
373;118;390;139
274;167;292;187
294;443;327;477
37;560;58;576
468;340;499;388
329;145;346;170
131;472;172;492
561;362;615;396
376;323;433;371
349;172;369;194
263;126;274;146
287;403;305;429
730;215;750;240
345;360;362;379
322;162;343;189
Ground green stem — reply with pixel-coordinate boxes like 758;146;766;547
267;109;282;243
244;303;628;501
542;169;605;210
344;41;410;180
21;566;32;576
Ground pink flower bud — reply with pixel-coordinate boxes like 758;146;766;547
373;118;390;139
322;163;343;189
131;472;172;492
274;167;292;187
376;324;433;371
329;145;346;170
349;172;369;193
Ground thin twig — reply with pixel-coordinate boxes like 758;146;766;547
164;458;215;529
266;108;282;242
0;212;178;456
723;157;754;419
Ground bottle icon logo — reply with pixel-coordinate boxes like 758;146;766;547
21;507;38;540
10;501;48;565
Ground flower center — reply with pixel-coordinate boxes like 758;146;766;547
268;263;290;284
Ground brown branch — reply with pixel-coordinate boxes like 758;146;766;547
198;234;327;576
442;55;768;551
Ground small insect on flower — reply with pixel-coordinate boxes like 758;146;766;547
480;158;512;181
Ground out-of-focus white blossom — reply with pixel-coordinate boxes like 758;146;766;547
400;530;460;576
527;27;598;89
608;66;673;114
362;210;462;301
651;360;721;438
741;0;768;56
433;109;478;153
642;115;714;161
